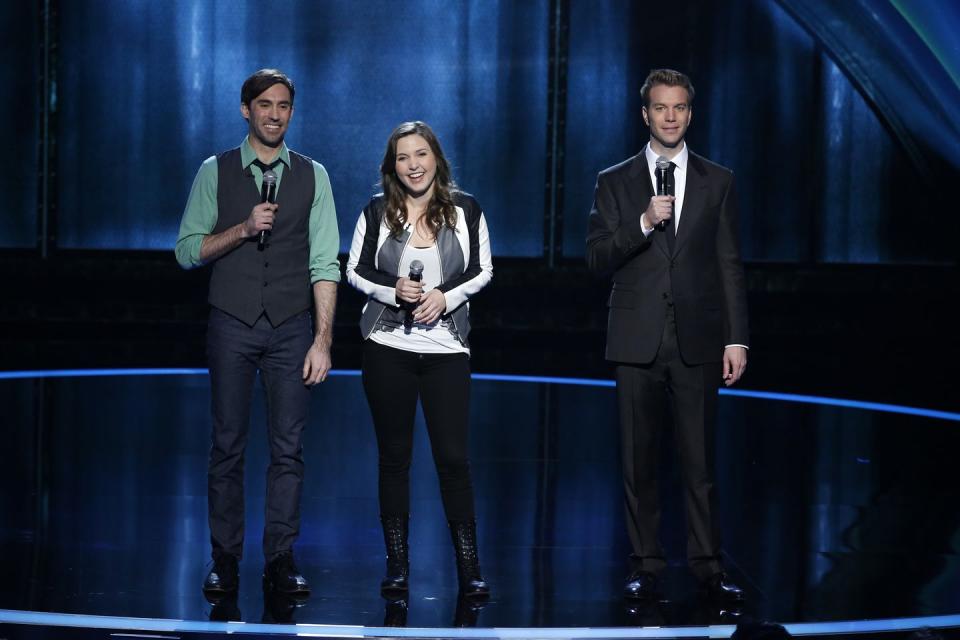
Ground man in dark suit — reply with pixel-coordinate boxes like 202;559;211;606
586;69;748;601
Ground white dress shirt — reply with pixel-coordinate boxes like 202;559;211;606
641;142;688;235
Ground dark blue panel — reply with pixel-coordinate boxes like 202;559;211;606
56;0;546;256
700;0;821;262
781;0;960;174
562;0;646;260
1;2;38;248
894;0;960;98
817;58;887;263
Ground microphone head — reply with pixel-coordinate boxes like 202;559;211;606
656;156;671;171
262;169;278;186
409;260;424;277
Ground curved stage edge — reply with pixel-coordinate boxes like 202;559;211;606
3;608;960;639
2;369;959;639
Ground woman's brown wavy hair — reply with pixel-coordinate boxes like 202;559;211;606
379;121;458;237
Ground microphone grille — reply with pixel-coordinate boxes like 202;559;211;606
262;169;278;185
409;260;425;276
656;156;671;170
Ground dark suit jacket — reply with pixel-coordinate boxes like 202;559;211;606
586;150;749;365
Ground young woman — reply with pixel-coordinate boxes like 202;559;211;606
346;121;493;598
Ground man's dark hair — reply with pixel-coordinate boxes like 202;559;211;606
241;69;295;107
641;68;695;107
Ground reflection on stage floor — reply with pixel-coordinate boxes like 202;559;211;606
1;370;959;637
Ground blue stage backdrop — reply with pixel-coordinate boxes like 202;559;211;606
2;2;38;249
563;0;958;264
25;0;960;263
55;0;547;255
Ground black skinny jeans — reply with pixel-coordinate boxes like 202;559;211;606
361;339;476;521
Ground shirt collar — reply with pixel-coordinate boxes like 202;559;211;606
644;141;688;172
240;136;291;170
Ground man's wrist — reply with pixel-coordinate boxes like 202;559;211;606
640;214;655;235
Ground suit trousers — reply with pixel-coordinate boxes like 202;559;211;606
206;307;313;561
615;303;723;580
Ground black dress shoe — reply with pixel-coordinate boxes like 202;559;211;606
623;569;659;600
262;589;305;624
209;592;242;621
203;554;239;597
703;572;744;601
263;551;311;596
624;599;666;626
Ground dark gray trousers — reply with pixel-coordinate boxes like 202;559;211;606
615;305;724;580
206;308;313;561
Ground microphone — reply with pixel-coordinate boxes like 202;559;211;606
257;170;278;251
654;156;673;232
408;259;424;283
404;260;425;328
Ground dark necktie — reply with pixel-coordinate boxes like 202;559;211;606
251;158;281;176
661;161;677;253
251;159;282;251
251;158;281;205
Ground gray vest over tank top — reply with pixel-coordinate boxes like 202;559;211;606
208;147;315;327
359;197;472;346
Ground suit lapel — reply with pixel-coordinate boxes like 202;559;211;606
627;152;670;257
674;152;708;256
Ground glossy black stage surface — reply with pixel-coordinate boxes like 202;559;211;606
2;372;960;637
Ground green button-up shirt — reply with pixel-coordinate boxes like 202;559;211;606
175;137;341;284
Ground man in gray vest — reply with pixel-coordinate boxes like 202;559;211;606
175;69;340;599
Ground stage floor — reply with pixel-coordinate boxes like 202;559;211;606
2;370;959;638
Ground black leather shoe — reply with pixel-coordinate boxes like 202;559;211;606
624;599;666;625
209;594;241;621
703;572;744;601
263;551;311;596
623;569;659;600
262;589;305;624
203;554;239;597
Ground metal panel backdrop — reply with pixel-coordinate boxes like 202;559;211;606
54;0;547;255
1;2;39;248
24;0;960;262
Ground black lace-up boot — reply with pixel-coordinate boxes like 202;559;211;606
448;520;490;599
380;514;410;594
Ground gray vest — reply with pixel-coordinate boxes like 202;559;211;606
359;198;473;346
208;147;315;327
